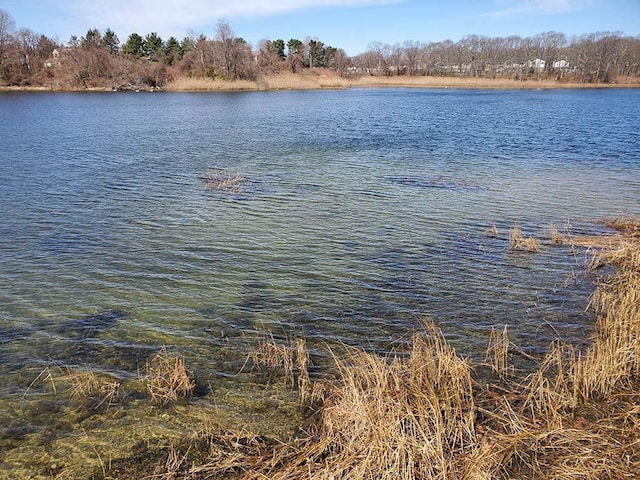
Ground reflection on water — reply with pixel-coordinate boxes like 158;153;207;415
0;89;639;464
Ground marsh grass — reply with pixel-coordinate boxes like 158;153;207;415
66;370;123;410
96;218;640;479
549;223;563;244
160;72;640;93
144;347;195;405
165;77;257;91
247;334;313;404
485;326;512;381
509;226;541;253
200;168;245;192
605;218;640;238
486;223;499;238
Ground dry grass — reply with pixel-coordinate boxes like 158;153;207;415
247;334;312;404
509;226;542;253
188;319;482;480
165;77;257;91
66;370;123;409
164;72;640;93
549;223;563;244
258;72;346;90
144;347;195;405
200;168;245;193
572;240;640;400
605;218;640;238
166;72;351;92
106;217;640;479
485;326;512;381
486;223;499;238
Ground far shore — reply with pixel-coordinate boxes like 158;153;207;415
2;72;640;93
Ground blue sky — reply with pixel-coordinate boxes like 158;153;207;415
3;0;639;55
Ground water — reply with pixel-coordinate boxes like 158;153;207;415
0;88;639;467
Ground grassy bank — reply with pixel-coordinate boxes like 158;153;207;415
4;72;638;93
164;72;640;92
104;219;640;479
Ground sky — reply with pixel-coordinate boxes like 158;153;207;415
3;0;639;56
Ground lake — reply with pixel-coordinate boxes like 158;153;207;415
0;88;639;472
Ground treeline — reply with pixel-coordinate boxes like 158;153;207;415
354;32;640;83
0;9;348;90
0;8;639;90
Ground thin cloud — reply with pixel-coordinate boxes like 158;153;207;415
70;0;405;38
478;0;598;18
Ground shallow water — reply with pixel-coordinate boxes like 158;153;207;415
0;88;639;474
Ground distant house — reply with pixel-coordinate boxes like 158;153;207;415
526;58;546;71
44;49;60;68
553;59;570;69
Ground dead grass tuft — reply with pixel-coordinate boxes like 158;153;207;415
485;326;512;381
200;168;245;193
486;223;499;238
549;223;563;244
509;226;541;253
605;218;640;238
144;347;195;405
65;369;123;409
247;334;313;404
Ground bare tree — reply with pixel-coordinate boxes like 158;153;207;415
0;9;15;64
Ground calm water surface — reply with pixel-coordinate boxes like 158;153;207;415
1;88;639;389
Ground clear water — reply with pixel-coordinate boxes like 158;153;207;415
0;88;639;394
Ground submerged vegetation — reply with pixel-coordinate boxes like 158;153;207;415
200;169;245;193
6;218;638;479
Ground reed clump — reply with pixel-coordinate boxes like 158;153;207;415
604;218;640;238
200;168;245;193
144;347;195;405
247;334;312;405
509;225;541;253
486;223;499;238
65;369;123;410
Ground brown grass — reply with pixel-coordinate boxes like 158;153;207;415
164;77;257;91
144;347;195;405
162;72;640;92
509;226;542;253
486;223;499;238
68;371;122;409
549;223;563;244
200;168;245;193
485;326;512;381
247;334;313;404
605;218;640;238
106;217;640;479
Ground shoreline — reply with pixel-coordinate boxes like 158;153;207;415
2;72;639;93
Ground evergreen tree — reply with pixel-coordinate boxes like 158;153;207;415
164;36;182;64
103;28;120;55
144;32;163;59
122;33;144;57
